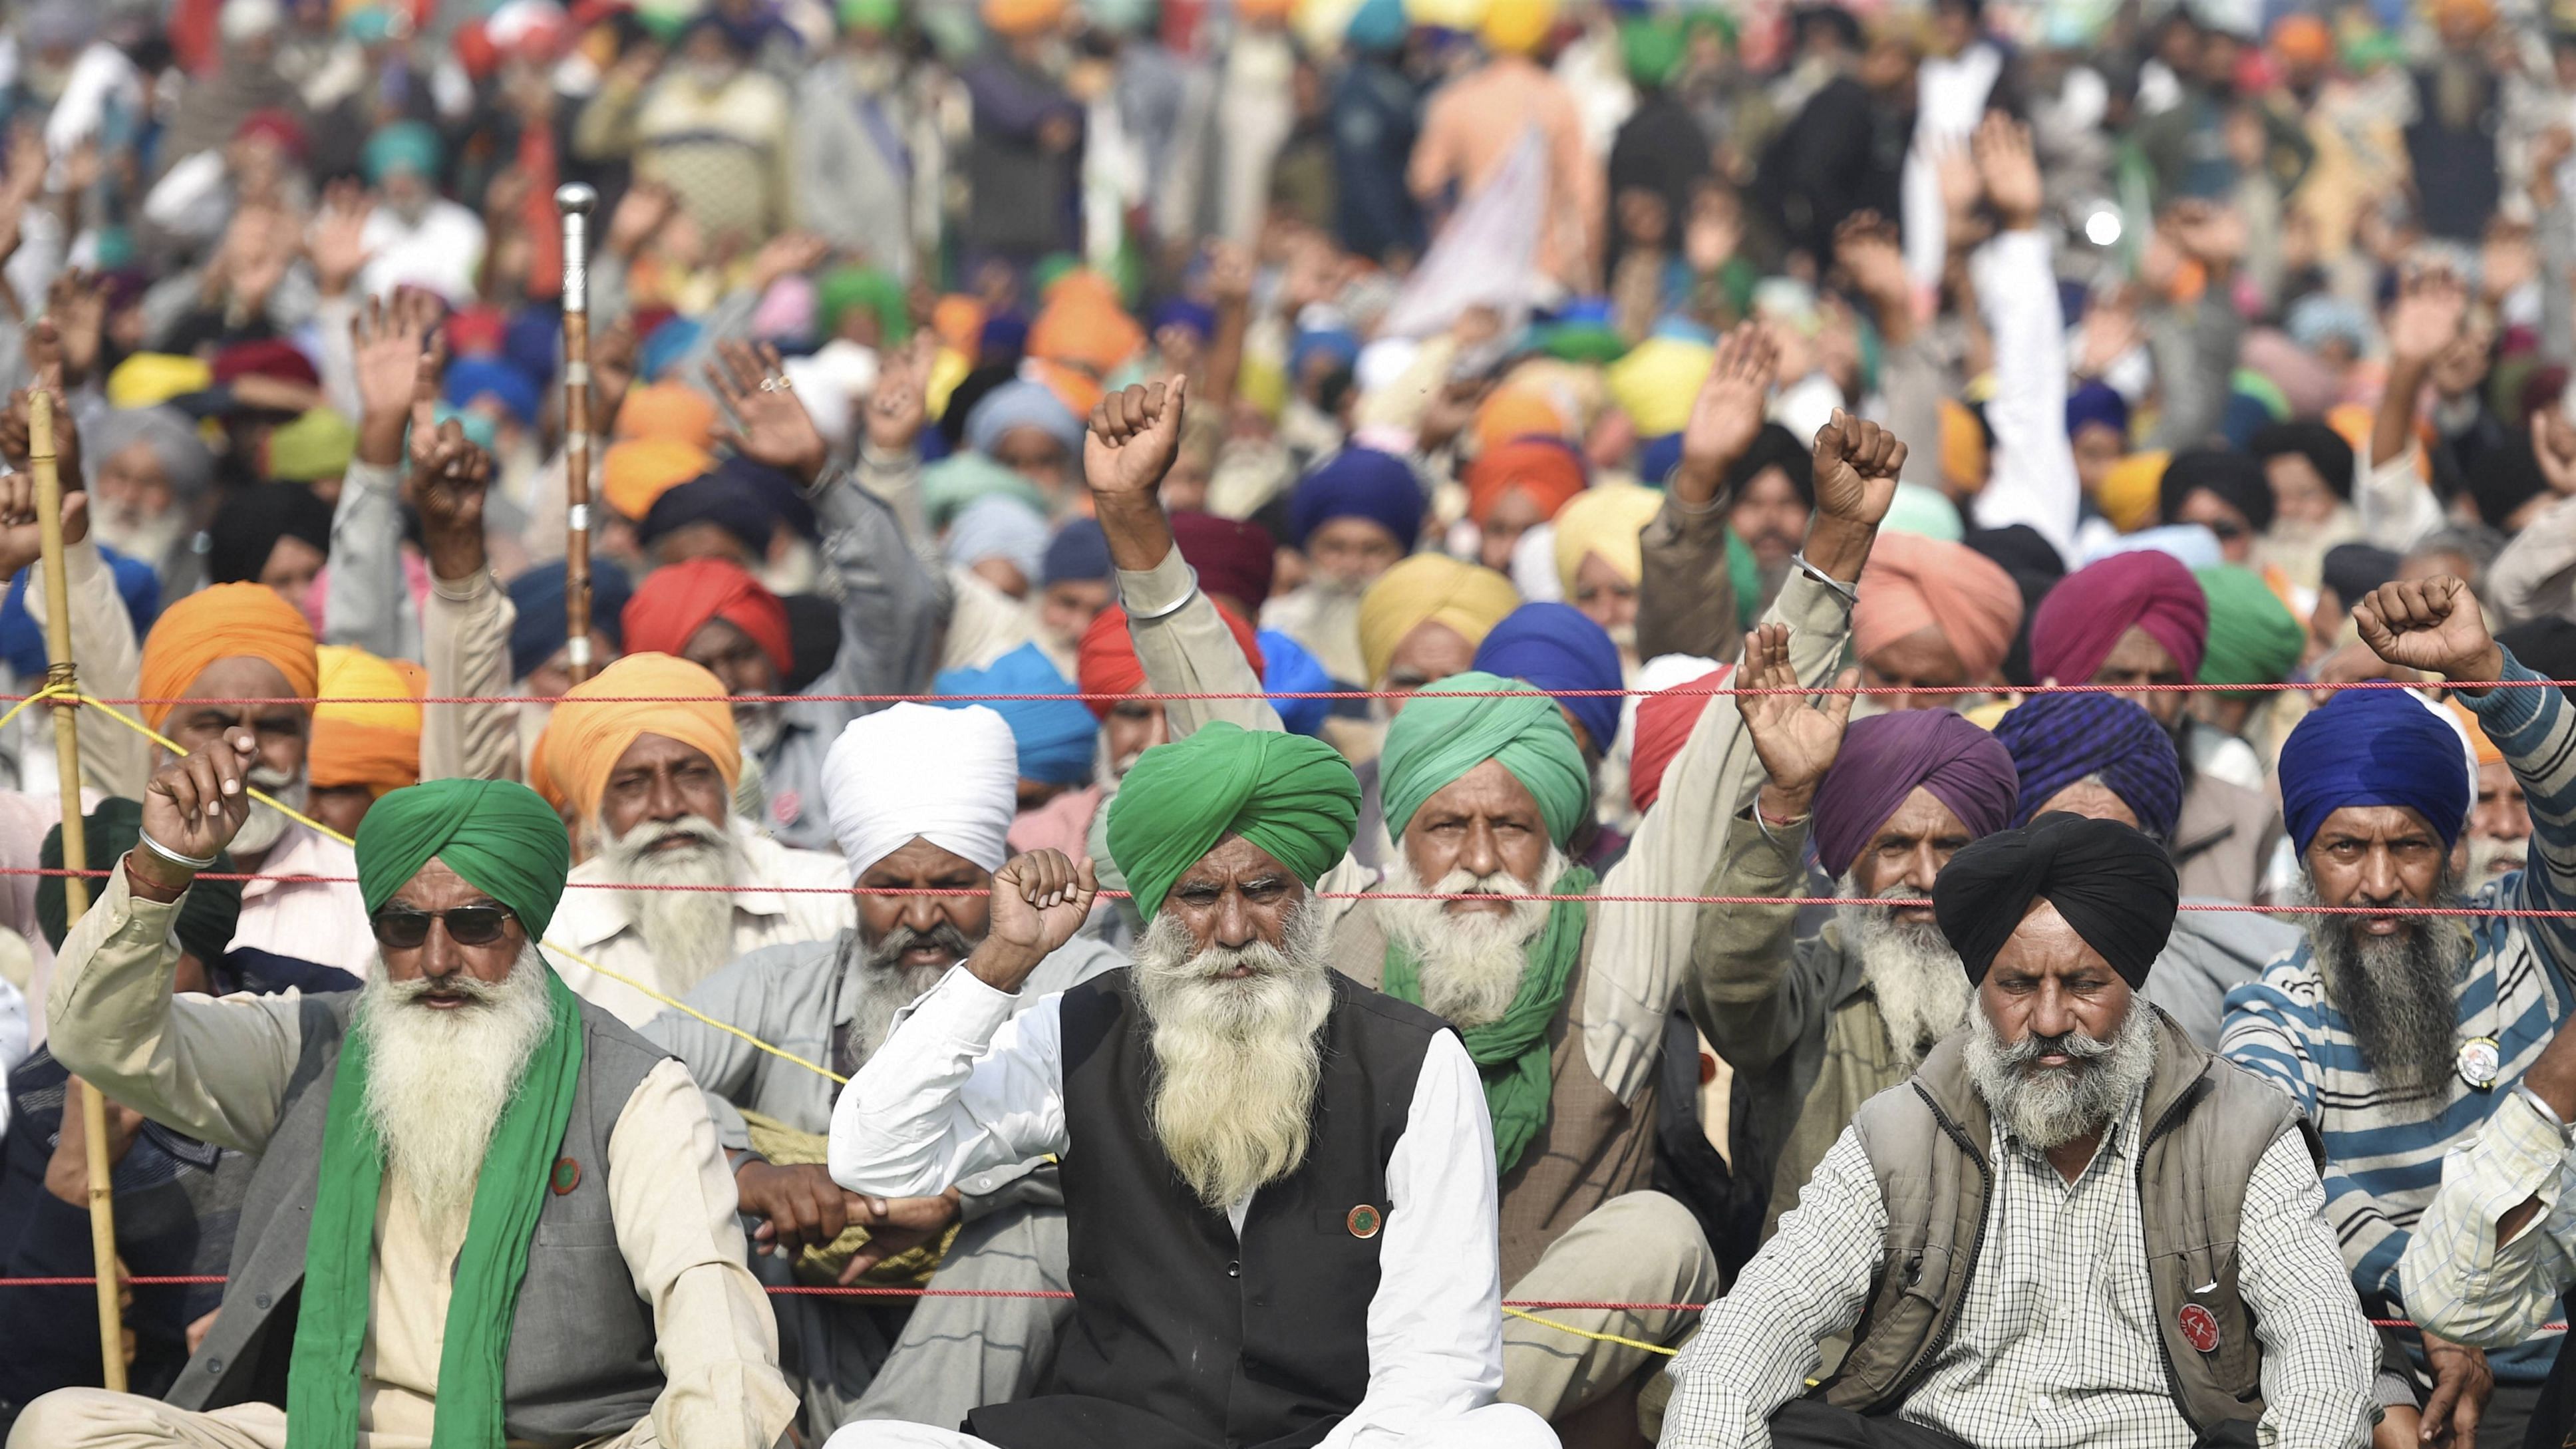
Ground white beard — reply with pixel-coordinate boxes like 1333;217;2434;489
93;504;190;569
232;767;306;858
1132;901;1334;1210
1837;877;1972;1064
736;701;785;758
356;943;558;1247
1377;847;1563;1031
597;813;748;989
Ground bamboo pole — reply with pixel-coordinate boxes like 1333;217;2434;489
30;389;122;1390
558;184;597;685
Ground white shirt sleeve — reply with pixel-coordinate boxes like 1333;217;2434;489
1324;1031;1507;1449
1965;228;2080;565
828;967;1072;1197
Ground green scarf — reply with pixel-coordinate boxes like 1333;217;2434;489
1381;864;1597;1175
285;971;587;1449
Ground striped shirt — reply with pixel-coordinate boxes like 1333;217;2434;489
2219;653;2576;1383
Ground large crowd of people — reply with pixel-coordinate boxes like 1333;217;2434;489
5;0;2576;1445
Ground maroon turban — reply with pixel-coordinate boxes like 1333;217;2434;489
2028;551;2209;686
1170;511;1277;613
1810;709;2020;881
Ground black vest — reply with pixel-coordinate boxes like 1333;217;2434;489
965;968;1449;1449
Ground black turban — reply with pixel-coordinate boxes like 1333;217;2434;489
1933;812;2178;988
2159;448;2275;535
2249;420;2356;502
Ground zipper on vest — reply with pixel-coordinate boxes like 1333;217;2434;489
1887;1083;1994;1404
2134;1071;2212;1433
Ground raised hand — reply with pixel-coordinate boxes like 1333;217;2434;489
134;731;259;886
412;419;494;581
747;231;830;296
1207;241;1256;309
864;336;933;455
351;290;442;466
977;850;1100;992
707;339;828;484
1737;623;1853;817
1834;210;1910;320
0;353;84;491
44;269;107;387
0;456;89;578
1971;112;2043;232
1810;408;1906;527
606;180;678;260
1675;323;1778;502
1084;375;1189;500
2388;269;2469;368
2352;575;2503;688
309;180;375;299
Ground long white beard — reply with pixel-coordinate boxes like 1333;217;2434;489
1837;877;1972;1064
1378;847;1563;1031
356;943;558;1246
1132;901;1334;1210
232;767;306;858
597;813;748;988
93;504;190;569
1964;997;2157;1151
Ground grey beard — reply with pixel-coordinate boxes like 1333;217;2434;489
2297;872;2473;1095
92;504;190;571
232;766;305;858
1132;900;1334;1209
355;943;556;1245
2467;834;2526;884
599;813;749;991
736;701;785;758
1965;997;2158;1151
847;923;973;1062
1377;849;1561;1031
1837;876;1971;1065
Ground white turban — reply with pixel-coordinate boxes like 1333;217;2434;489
821;703;1020;880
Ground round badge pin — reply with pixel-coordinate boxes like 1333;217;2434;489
550;1157;582;1196
1346;1204;1382;1239
2458;1036;2503;1092
2176;1303;2221;1354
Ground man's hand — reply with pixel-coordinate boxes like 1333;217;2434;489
605;180;677;261
746;231;830;297
1673;325;1777;504
0;455;88;578
44;1076;144;1208
971;850;1098;993
1086;375;1189;500
844;1188;963;1281
734;1160;864;1261
2352;576;2503;692
2419;1333;2492;1449
413;420;494;582
2389;270;2470;370
707;340;828;486
135;731;259;890
1834;210;1911;333
351;291;442;467
1810;408;1905;527
1973;112;2044;232
1738;623;1853;820
864;337;932;456
309;180;375;299
44;270;107;388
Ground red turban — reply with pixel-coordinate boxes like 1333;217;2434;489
212;338;320;389
1076;603;1263;719
2029;551;2210;686
1170;512;1277;611
1465;438;1588;526
1629;666;1730;814
621;557;792;675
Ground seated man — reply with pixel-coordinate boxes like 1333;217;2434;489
540;651;852;1025
9;768;795;1447
1664;814;2378;1449
2223;575;2576;1448
1088;379;1902;1424
645;702;1123;1439
824;724;1548;1449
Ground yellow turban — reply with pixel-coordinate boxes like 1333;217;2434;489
602;438;714;522
2096;450;2169;534
540;653;741;821
1605;335;1713;436
1481;0;1556;53
1358;554;1520;686
309;645;423;796
138;583;320;731
108;354;216;410
1552;483;1663;595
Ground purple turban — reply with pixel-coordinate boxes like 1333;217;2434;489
1989;692;2183;839
1811;710;2020;881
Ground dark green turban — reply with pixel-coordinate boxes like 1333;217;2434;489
1105;723;1360;919
2193;564;2306;698
41;798;241;967
1381;671;1592;849
354;778;573;937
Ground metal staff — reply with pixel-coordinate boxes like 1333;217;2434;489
30;391;123;1390
558;183;599;684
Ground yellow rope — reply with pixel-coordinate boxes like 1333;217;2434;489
1502;1306;1679;1357
0;681;73;733
71;694;849;1084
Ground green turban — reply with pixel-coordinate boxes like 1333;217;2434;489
1382;671;1592;849
2194;565;2306;697
354;778;573;938
42;798;242;967
818;267;913;345
1106;723;1360;920
1619;15;1687;88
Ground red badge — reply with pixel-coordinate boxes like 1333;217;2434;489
550;1158;581;1196
1346;1204;1382;1238
2177;1303;2220;1353
773;790;802;826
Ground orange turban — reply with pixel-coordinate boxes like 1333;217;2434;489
1473;386;1569;458
983;0;1068;38
1031;301;1144;379
540;653;742;820
613;383;719;448
602;438;714;521
1076;603;1264;719
309;645;424;796
139;582;321;730
933;295;989;353
1466;439;1588;526
1852;532;2024;683
622;557;793;675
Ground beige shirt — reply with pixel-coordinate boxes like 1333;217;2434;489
45;865;798;1449
546;824;854;1027
422;565;523;786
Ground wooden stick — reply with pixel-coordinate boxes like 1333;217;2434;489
30;389;122;1391
558;184;598;685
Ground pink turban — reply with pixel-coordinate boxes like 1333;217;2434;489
1852;533;2024;683
2029;552;2209;686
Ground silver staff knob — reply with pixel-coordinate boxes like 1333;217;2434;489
556;184;599;313
555;183;598;216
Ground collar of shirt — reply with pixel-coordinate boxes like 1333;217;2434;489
237;822;348;903
548;822;805;951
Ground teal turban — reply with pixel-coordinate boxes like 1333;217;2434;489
1105;723;1360;920
354;778;573;938
1381;671;1592;849
363;122;441;184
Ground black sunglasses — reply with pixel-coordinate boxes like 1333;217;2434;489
370;904;517;949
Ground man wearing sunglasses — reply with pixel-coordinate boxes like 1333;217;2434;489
14;750;798;1449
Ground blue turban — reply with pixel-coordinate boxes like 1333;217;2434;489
1990;693;2183;840
362;121;440;184
506;560;633;681
503;308;560;389
1260;628;1333;736
1473;602;1624;753
1149;299;1217;343
444;357;542;429
1290;327;1362;382
2278;688;2473;856
1637;432;1683;488
935;641;1097;785
1043;518;1113;585
946;494;1051;582
639;317;703;383
965;380;1085;459
639;474;774;556
1289;448;1424;551
2065;381;2130;441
